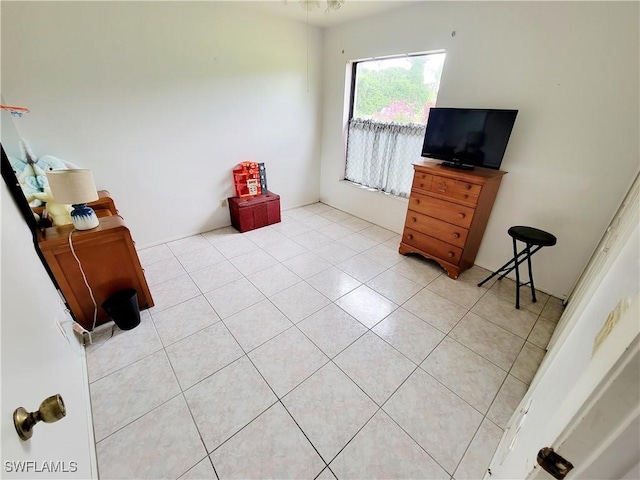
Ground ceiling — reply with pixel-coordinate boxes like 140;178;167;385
250;0;417;28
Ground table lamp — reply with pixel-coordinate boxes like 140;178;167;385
46;169;100;230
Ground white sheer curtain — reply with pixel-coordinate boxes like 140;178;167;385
345;119;426;198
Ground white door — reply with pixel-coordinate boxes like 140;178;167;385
530;304;639;480
488;182;640;479
1;182;96;478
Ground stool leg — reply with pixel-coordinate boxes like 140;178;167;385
477;248;532;288
477;256;517;287
513;237;521;309
526;242;537;303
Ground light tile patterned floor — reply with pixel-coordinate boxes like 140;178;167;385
87;203;564;480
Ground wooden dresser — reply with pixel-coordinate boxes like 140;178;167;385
399;160;506;279
37;192;153;331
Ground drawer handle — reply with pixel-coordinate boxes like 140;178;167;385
465;184;472;190
458;213;466;219
453;233;460;239
448;252;455;258
415;199;420;205
463;194;468;199
407;234;414;240
419;183;425;188
411;217;417;223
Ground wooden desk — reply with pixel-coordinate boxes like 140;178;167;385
37;196;153;331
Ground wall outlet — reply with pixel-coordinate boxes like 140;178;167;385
220;199;227;207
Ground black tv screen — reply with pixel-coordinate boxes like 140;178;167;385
421;108;518;170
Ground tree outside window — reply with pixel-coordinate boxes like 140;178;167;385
353;53;446;125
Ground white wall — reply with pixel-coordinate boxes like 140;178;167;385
1;1;323;246
1;183;96;478
319;1;639;297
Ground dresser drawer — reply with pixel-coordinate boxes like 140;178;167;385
404;210;468;248
412;172;434;192
429;175;481;204
453;180;482;203
430;176;456;196
408;193;475;229
402;228;463;265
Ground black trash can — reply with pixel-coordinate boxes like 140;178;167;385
102;289;141;330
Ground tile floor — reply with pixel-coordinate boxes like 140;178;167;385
86;203;564;480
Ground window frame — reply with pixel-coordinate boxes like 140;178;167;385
347;50;446;125
343;50;446;198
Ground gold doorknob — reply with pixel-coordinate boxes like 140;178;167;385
14;394;66;441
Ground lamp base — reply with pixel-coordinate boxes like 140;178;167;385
70;204;99;230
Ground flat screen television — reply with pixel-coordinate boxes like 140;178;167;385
421;108;518;170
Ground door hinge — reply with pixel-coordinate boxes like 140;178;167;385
537;447;574;480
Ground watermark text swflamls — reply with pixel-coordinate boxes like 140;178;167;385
4;461;78;473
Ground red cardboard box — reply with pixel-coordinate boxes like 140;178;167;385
228;192;281;233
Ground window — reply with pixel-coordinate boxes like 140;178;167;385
345;52;446;198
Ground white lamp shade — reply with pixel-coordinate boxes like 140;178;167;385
46;169;99;205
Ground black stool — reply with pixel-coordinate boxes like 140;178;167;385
478;226;557;309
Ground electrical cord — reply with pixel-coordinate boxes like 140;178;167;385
86;324;116;350
68;229;98;332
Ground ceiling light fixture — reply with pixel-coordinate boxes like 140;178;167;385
298;0;344;13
